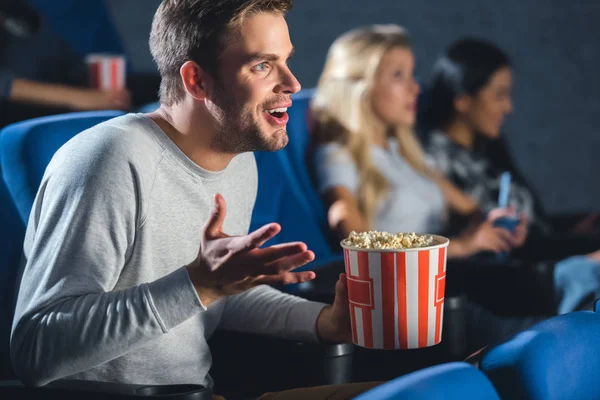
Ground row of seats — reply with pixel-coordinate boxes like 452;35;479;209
356;309;600;400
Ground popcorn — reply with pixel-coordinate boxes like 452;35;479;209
343;230;434;250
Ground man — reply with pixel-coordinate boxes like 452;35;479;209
10;0;377;398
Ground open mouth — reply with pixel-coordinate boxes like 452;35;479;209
263;107;289;126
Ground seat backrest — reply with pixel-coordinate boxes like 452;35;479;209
284;89;328;223
0;162;25;380
354;362;500;400
250;149;337;268
0;111;124;379
137;102;160;113
480;311;600;400
26;0;124;57
0;111;124;223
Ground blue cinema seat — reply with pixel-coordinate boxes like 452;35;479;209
0;111;125;223
0;111;216;398
479;311;600;400
250;88;344;278
284;89;328;221
25;0;124;57
251;148;343;272
354;362;500;400
137;102;160;113
0;111;124;379
0;158;26;380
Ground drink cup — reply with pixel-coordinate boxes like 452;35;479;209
86;54;126;91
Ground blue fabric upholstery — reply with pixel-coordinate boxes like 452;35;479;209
0;158;25;379
284;89;327;220
0;111;124;378
0;111;124;224
250;88;345;272
354;362;500;400
480;311;600;400
251;149;342;272
25;0;124;57
137;102;160;113
285;89;315;178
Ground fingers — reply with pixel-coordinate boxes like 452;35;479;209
255;271;316;286
334;273;348;304
493;227;514;242
226;223;280;254
249;242;308;265
489;228;513;253
487;207;514;221
511;227;527;247
239;222;281;250
203;194;227;238
519;212;529;225
260;250;315;276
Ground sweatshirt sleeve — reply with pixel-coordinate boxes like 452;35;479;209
10;132;203;387
220;285;327;343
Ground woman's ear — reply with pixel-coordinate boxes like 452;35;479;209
453;94;472;115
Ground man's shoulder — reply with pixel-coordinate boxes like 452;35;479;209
55;113;164;171
43;114;166;192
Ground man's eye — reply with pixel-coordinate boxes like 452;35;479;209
253;62;268;72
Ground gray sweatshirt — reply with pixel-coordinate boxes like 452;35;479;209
10;114;326;387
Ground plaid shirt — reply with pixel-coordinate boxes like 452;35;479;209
427;131;551;235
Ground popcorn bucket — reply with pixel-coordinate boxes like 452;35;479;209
86;54;126;90
341;235;449;350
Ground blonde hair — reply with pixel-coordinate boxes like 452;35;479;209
311;24;431;228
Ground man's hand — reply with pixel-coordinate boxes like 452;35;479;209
316;273;352;344
186;194;316;307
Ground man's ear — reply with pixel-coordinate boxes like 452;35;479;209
453;94;472;115
180;61;212;101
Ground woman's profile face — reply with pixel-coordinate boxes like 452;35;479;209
370;47;421;128
460;66;514;139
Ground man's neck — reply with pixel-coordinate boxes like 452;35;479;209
445;120;474;150
149;103;235;172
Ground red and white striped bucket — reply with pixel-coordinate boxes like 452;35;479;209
341;235;449;350
86;54;126;91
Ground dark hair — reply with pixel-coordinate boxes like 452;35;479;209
149;0;293;106
423;38;511;131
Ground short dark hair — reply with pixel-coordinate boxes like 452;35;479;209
423;38;511;131
150;0;293;106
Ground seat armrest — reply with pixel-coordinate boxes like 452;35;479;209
0;379;211;399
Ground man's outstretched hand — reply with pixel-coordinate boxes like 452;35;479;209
186;194;316;307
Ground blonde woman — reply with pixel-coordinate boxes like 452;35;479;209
310;25;524;260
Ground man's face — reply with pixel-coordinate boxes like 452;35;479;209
208;12;301;154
